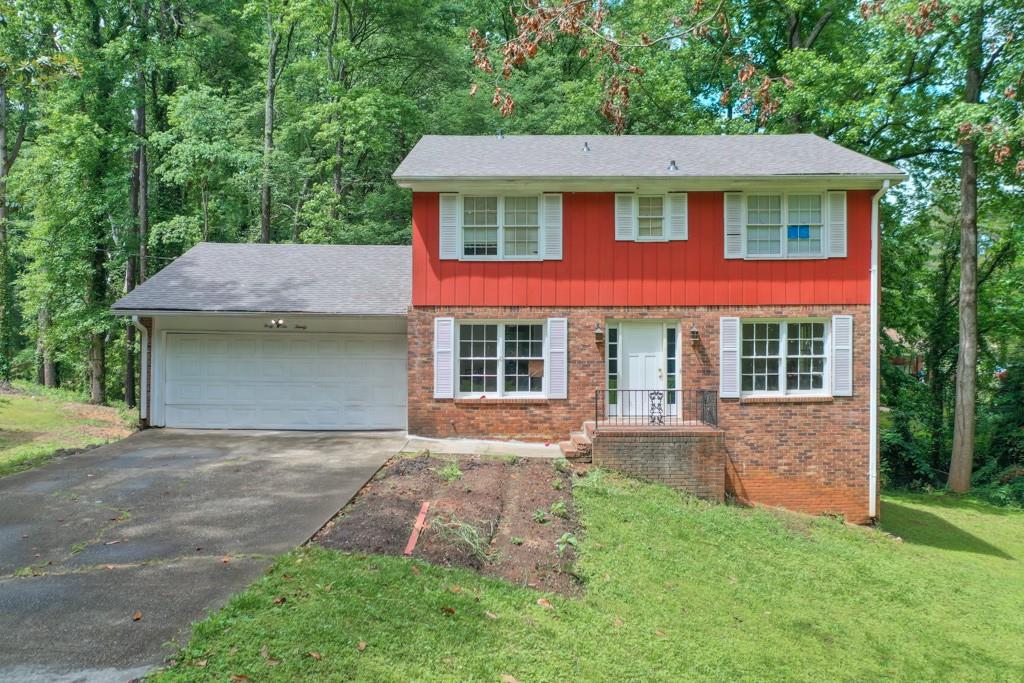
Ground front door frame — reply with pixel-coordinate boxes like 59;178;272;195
605;319;681;418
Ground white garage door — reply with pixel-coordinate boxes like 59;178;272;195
163;332;407;430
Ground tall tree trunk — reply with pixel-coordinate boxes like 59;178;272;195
948;8;983;493
0;84;25;381
37;308;56;387
261;21;281;244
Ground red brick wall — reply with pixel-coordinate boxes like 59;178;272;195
591;429;727;502
408;305;873;523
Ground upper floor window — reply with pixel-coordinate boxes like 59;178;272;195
637;196;665;239
744;193;825;258
462;196;539;259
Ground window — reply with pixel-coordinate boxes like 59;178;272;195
463;196;498;256
787;195;823;255
666;325;677;406
462;195;540;259
606;325;619;407
458;322;545;396
637;196;664;239
741;320;828;394
503;196;540;257
746;195;782;255
744;193;826;258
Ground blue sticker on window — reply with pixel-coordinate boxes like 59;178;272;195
788;225;810;240
787;225;799;239
799;225;810;239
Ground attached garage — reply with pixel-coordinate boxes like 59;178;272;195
113;243;411;431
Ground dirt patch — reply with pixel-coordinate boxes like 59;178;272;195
63;403;134;440
315;453;580;594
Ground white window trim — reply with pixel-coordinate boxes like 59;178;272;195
454;320;549;398
458;194;545;262
634;194;670;242
739;317;832;397
741;191;830;260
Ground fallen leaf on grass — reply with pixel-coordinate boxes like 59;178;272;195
440;606;456;616
266;658;280;667
655;630;667;638
357;641;367;652
194;659;207;668
132;611;143;622
613;617;624;628
536;599;553;609
260;645;270;659
230;675;250;682
485;611;498;620
449;585;462;594
501;675;520;683
307;651;322;661
273;596;286;605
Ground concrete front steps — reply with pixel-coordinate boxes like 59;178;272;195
558;421;596;462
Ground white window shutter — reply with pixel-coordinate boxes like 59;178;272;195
433;317;455;399
615;194;635;241
719;317;741;398
547;318;568;399
439;194;459;260
668;193;688;240
724;192;744;258
832;315;853;396
542;193;563;260
827;191;847;258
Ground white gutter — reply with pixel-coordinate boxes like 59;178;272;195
869;180;890;519
131;315;149;421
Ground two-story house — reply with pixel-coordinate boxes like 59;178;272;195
114;134;904;524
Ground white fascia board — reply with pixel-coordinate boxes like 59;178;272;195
112;309;409;318
394;174;907;193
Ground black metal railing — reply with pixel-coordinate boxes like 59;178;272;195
594;389;719;429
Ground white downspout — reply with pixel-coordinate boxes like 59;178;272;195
131;315;149;422
869;180;890;519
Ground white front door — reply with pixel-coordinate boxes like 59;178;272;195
620;323;666;418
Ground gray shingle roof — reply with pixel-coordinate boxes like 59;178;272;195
113;243;411;315
393;134;904;180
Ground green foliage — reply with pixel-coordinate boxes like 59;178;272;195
552;458;570;474
531;509;548;524
438;461;463;483
430;515;493;564
549;500;569;519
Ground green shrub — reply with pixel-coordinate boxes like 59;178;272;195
438;461;463;483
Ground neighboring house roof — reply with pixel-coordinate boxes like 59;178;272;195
112;242;411;315
392;134;906;181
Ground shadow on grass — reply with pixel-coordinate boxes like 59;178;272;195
881;500;1014;560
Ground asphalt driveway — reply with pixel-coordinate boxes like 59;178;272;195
0;429;405;683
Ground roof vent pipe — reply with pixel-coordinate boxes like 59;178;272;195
583;141;591;152
668;160;679;171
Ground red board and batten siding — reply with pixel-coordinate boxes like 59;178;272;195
411;191;874;307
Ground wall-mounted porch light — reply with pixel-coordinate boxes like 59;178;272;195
594;322;605;343
690;323;700;345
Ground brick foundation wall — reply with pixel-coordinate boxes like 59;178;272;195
408;305;874;523
591;429;726;501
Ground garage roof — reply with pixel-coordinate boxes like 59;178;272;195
392;134;906;181
113;243;411;315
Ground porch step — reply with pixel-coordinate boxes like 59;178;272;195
558;441;577;458
569;430;593;462
582;420;598;439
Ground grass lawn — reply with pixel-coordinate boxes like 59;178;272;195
0;382;134;477
154;472;1024;682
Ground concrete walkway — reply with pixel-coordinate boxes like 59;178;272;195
0;429;404;683
403;435;561;459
